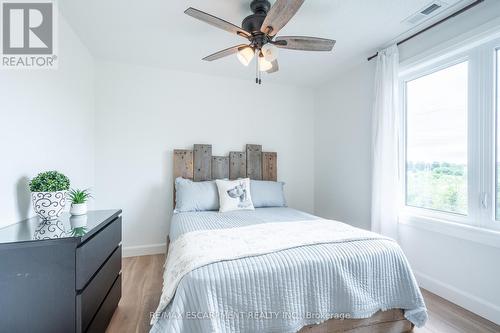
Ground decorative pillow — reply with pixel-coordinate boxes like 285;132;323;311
250;180;287;208
216;178;255;213
174;177;219;213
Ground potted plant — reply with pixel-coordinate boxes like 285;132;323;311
68;188;92;216
29;171;70;220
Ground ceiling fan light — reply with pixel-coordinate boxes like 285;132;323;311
261;44;278;61
237;46;254;66
258;56;273;72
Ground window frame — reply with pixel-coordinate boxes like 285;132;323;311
398;36;500;234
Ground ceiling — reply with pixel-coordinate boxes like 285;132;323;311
59;0;474;86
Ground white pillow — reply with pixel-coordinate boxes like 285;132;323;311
216;178;255;213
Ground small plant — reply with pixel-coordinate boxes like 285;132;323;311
68;188;92;204
29;171;70;192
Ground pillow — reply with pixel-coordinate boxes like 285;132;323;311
216;178;255;213
174;177;219;213
250;180;287;208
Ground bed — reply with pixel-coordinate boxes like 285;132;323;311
150;145;427;333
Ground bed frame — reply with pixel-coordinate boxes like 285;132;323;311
172;144;414;333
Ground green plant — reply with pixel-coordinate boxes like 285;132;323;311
68;188;92;204
29;171;70;192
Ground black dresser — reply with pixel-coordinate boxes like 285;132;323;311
0;209;122;333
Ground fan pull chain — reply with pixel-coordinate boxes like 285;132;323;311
254;49;262;85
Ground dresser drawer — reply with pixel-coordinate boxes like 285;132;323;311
77;245;121;333
76;216;121;290
86;274;121;333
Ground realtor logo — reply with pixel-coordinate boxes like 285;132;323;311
1;0;57;68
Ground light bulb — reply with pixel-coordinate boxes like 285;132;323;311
237;46;254;66
258;56;273;72
261;44;278;61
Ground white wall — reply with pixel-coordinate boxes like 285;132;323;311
399;224;500;323
94;61;315;256
313;0;500;324
0;16;95;228
314;61;375;230
398;0;500;62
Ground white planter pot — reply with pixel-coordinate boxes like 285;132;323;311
31;191;67;221
70;203;88;216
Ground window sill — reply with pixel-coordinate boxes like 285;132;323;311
398;213;500;249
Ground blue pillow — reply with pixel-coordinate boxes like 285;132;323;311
174;177;219;213
250;180;287;208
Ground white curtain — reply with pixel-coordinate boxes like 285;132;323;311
371;45;400;239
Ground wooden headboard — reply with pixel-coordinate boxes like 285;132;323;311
173;144;277;183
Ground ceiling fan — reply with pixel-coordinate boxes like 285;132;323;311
185;0;336;84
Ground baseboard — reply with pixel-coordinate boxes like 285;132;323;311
414;270;500;325
122;243;166;257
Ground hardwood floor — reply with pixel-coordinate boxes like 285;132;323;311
413;290;500;333
106;254;500;333
107;254;164;333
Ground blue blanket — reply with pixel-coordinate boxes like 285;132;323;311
151;208;427;333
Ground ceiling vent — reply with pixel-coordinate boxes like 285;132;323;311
403;1;448;25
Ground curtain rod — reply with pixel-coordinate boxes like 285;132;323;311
367;0;484;61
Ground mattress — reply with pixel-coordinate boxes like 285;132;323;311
151;208;427;333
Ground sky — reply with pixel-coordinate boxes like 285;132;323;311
406;61;468;165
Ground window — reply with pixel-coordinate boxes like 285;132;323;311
400;36;500;232
406;62;468;215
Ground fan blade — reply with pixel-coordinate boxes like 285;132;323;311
185;7;251;39
266;59;279;74
202;44;249;61
274;36;336;51
260;0;305;36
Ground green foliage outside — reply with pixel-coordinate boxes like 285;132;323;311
29;171;70;192
406;161;467;215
